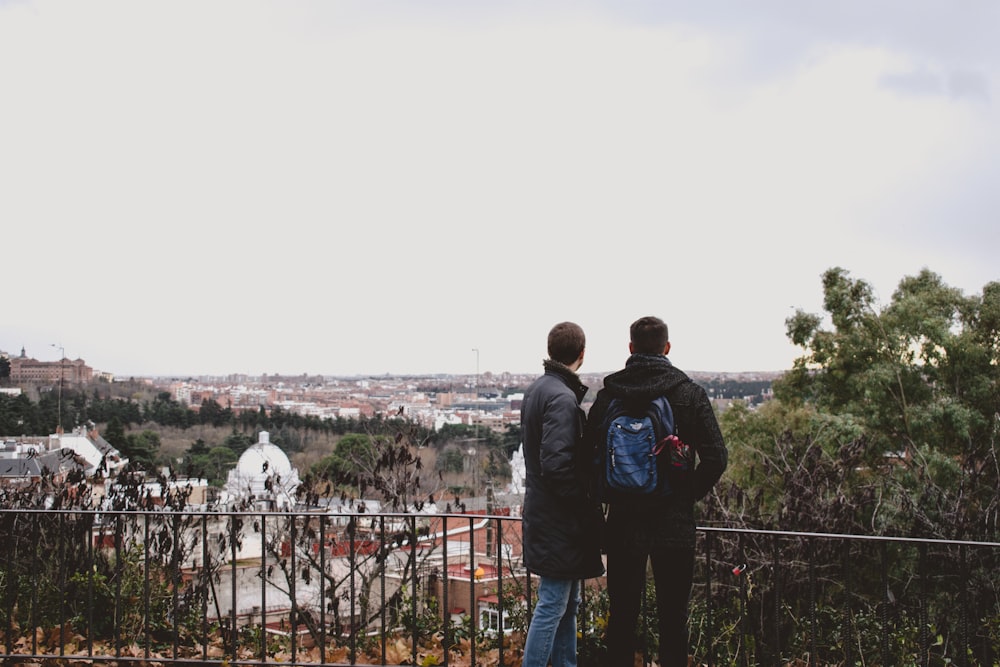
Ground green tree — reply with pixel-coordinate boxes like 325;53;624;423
435;446;465;474
197;398;231;428
122;429;161;470
0;393;40;435
202;446;238;486
775;267;1000;539
331;433;377;475
103;416;128;452
223;429;254;456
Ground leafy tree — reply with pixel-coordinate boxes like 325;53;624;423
201;446;238;486
701;268;1000;665
188;438;210;457
121;429;161;470
770;267;999;541
144;391;193;428
103;416;128;452
308;433;379;489
197;398;232;427
0;356;10;383
435;446;465;474
223;429;254;456
0;393;40;435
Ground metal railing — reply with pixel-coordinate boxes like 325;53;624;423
1;508;998;666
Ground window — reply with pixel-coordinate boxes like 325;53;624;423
479;606;511;635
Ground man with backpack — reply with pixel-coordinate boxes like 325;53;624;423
520;321;605;667
587;316;728;667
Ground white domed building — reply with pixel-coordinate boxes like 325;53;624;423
223;431;300;509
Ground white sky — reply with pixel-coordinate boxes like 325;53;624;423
2;1;998;378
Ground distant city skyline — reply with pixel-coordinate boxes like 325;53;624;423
1;345;785;381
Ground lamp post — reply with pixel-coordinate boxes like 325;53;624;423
471;348;480;494
51;343;64;433
472;347;480;439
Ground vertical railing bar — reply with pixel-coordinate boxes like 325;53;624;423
468;514;476;667
496;516;504;667
348;514;356;665
230;513;238;658
33;514;40;656
2;513;10;659
261;513;268;662
842;540;852;667
201;514;209;662
114;513;123;659
959;544;968;667
705;531;714;667
86;516;94;657
881;541;890;667
772;536;781;664
411;514;419;666
173;513;180;658
380;515;387;665
738;533;748;667
641;556;649;667
143;513;151;659
58;512;65;658
320;513;327;658
291;513;299;662
808;537;817;667
442;515;450;667
27;513;38;657
919;543;928;667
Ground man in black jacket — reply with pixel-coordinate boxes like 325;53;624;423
521;321;605;667
587;316;728;667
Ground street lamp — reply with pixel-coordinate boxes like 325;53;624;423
472;347;480;440
51;343;64;433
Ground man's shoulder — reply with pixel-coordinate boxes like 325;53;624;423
528;372;576;400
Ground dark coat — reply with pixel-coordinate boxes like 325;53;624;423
521;360;605;579
587;353;728;549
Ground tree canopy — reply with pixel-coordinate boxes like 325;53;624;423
721;267;999;541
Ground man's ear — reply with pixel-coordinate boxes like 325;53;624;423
628;342;636;354
663;342;671;356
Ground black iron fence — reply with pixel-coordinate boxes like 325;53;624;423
1;508;998;666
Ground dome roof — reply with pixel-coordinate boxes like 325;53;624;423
236;437;293;478
225;432;300;509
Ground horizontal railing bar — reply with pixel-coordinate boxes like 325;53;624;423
700;525;1000;548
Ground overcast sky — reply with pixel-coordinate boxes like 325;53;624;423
2;1;997;378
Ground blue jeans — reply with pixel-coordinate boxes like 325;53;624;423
522;576;581;667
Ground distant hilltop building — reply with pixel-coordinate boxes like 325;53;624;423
6;348;93;384
223;431;300;510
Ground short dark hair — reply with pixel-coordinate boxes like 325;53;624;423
630;316;669;354
547;321;586;365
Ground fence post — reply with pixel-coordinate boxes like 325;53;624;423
842;539;852;667
705;531;714;667
881;540;890;667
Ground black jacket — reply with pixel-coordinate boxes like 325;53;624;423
587;354;728;548
521;360;605;579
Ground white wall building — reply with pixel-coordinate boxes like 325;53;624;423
223;431;300;509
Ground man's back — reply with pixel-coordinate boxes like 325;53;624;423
590;348;727;667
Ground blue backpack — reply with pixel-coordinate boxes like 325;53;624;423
596;395;690;502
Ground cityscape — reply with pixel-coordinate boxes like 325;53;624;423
1;347;778;435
